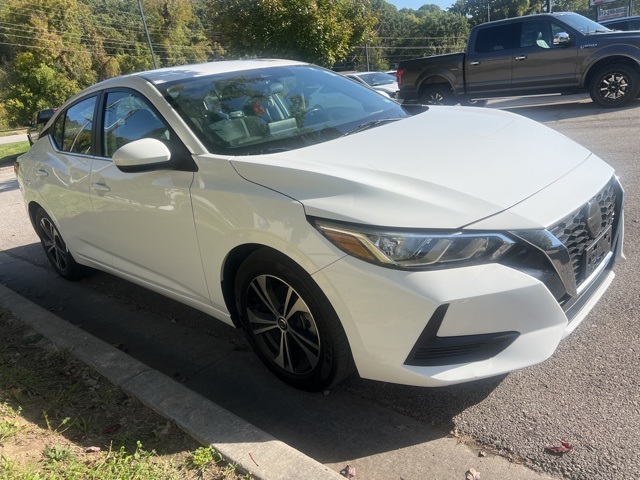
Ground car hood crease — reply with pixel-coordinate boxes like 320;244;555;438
230;108;592;229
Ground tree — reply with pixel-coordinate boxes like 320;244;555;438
143;0;213;66
450;0;539;25
0;0;98;124
356;1;468;70
207;0;378;67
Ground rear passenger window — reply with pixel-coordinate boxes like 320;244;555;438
52;97;97;155
474;24;516;53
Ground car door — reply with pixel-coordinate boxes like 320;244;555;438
89;89;211;307
511;19;579;93
32;96;107;263
465;23;517;95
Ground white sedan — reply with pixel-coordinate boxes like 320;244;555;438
16;59;623;391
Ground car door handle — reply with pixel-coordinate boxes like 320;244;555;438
469;61;480;66
35;169;48;177
515;55;527;61
91;183;111;192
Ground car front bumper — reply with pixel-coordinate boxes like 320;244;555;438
310;177;623;387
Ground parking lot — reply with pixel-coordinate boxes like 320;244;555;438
1;93;638;480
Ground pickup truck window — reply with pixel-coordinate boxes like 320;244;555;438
474;24;516;53
559;12;609;34
521;21;551;48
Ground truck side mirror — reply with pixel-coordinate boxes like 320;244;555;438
553;32;572;45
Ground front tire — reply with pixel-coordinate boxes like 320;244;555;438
235;249;354;391
34;208;84;280
589;64;640;108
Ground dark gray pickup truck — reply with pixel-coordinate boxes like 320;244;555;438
397;12;640;108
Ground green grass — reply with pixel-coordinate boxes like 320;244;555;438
0;141;29;167
0;309;251;480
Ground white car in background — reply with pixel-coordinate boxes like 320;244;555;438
16;59;623;391
344;71;400;99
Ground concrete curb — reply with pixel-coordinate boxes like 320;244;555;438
0;284;344;480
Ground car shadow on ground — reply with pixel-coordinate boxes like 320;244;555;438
1;244;505;464
487;94;640;123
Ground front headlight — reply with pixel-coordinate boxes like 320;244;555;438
313;220;515;269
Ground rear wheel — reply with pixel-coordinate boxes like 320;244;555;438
235;249;354;391
419;85;454;105
35;208;84;280
589;64;640;108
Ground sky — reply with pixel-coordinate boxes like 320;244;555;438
386;0;455;11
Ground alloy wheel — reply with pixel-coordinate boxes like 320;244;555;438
245;274;321;375
598;72;630;101
39;216;70;273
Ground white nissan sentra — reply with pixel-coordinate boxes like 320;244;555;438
16;60;623;391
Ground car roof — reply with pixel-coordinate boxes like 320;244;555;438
600;15;640;24
472;12;584;27
91;59;308;90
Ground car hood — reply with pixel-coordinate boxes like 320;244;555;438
230;107;593;229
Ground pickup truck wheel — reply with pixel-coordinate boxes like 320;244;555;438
420;85;454;105
589;64;640;108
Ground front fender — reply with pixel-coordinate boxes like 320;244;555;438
579;44;640;86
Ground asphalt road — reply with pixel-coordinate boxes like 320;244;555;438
1;93;639;479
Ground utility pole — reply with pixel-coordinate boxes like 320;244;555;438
365;44;370;71
138;0;157;69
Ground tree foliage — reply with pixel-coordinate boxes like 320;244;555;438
0;0;98;124
449;0;542;26
207;0;378;67
0;0;217;125
359;1;468;70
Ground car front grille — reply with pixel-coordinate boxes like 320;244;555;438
549;180;617;289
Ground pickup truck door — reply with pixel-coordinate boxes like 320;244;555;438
465;23;516;95
511;20;579;93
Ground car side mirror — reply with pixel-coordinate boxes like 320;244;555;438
112;138;172;172
36;108;57;124
554;32;572;45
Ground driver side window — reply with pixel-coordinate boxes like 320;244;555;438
551;22;572;46
520;21;552;49
102;91;170;158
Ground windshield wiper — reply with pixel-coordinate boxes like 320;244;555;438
340;117;404;137
242;146;292;155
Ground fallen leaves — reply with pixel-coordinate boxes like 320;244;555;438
465;467;480;480
544;441;574;455
340;464;356;478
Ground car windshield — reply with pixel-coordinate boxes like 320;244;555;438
357;72;397;86
559;13;611;34
160;65;407;155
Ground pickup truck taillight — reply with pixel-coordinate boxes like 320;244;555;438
396;69;404;86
